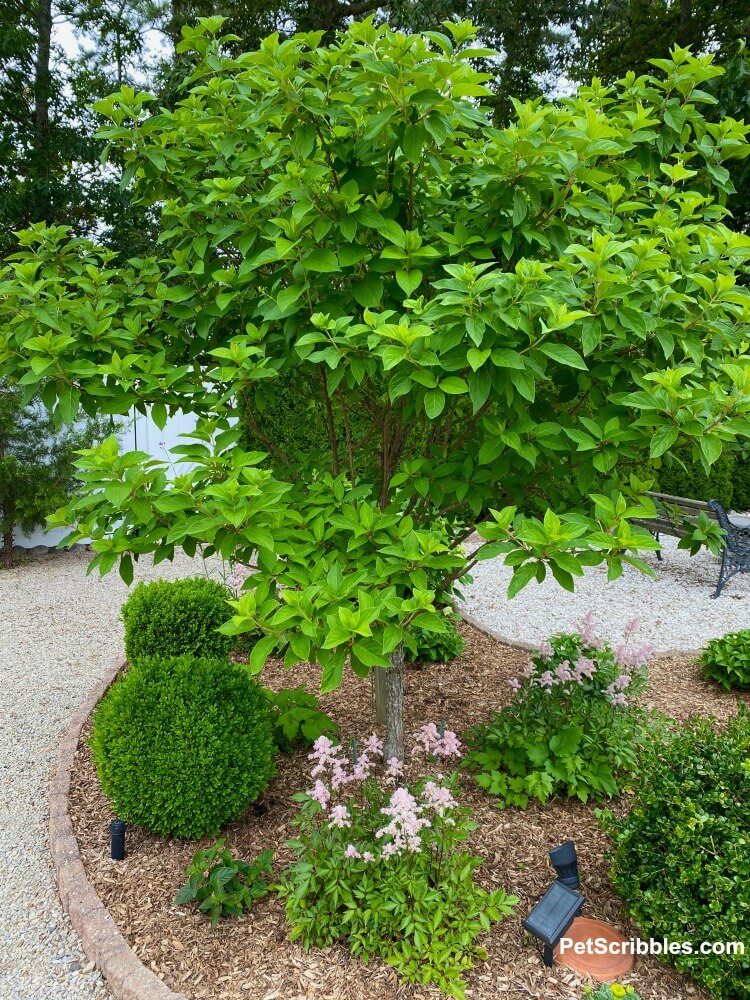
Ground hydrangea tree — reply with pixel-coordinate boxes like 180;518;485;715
1;19;749;757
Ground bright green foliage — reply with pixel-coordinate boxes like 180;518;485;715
2;21;750;755
264;685;337;750
604;710;750;999
407;613;466;663
700;629;750;690
280;731;517;998
583;985;641;1000
120;577;234;664
175;839;273;927
91;655;276;839
466;625;653;808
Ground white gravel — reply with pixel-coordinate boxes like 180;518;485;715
461;534;750;652
0;548;217;1000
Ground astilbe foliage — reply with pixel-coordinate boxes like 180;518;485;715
279;726;517;998
91;655;276;839
466;615;654;808
603;710;750;999
175;839;273;928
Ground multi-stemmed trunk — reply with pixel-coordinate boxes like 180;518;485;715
372;646;405;761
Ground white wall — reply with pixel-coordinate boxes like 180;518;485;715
5;407;198;551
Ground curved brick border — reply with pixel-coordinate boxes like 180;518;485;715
49;660;186;1000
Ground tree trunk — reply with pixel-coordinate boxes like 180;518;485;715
372;646;404;761
33;0;53;221
678;0;694;47
2;524;13;569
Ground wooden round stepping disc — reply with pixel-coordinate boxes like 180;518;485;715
555;917;635;981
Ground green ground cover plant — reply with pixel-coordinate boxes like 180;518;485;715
700;629;750;690
175;839;273;927
604;710;750;1000
91;655;275;838
466;616;653;807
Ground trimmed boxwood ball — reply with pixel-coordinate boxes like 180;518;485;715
121;577;234;665
91;656;276;839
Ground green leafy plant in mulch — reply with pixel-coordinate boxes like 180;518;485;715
406;613;467;664
264;685;337;751
700;629;750;690
466;616;654;808
602;709;750;999
176;839;273;927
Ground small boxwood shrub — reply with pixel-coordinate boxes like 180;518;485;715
656;448;735;508
91;655;276;839
732;453;750;511
121;577;233;664
406;616;467;664
700;629;750;690
604;711;750;999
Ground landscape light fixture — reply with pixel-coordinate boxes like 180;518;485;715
549;839;580;889
110;818;126;861
522;880;585;968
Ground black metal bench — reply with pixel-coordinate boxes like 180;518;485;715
632;491;750;598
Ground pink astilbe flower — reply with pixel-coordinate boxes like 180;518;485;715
309;735;342;776
309;779;330;809
555;660;573;683
508;677;521;692
363;734;384;757
362;851;375;863
421;780;457;820
345;844;361;858
385;756;404;781
376;787;431;854
578;611;602;647
573;655;597;682
329;804;351;829
537;641;554;659
352;752;374;782
412;723;462;759
521;661;536;678
537;670;556;690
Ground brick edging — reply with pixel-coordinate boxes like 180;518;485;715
49;660;187;1000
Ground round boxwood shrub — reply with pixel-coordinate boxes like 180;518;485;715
700;629;750;691
91;656;276;839
604;711;750;999
121;577;234;665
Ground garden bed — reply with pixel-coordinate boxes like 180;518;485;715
67;623;747;1000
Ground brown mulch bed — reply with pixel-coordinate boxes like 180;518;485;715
67;624;749;1000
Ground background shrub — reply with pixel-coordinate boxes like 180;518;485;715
91;655;276;839
700;630;750;690
605;711;750;1000
732;453;750;511
655;448;735;507
405;615;467;664
121;577;234;664
264;685;337;751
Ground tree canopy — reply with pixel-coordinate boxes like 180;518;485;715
1;19;749;754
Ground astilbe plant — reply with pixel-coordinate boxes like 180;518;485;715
466;615;655;808
278;725;517;999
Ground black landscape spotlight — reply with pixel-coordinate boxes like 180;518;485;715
110;818;126;861
549;839;580;889
522;880;585;967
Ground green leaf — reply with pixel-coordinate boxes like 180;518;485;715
351;273;383;307
539;343;587;370
302;249;339;272
151;401;167;431
396;269;422;296
248;635;277;673
424;389;445;419
649;424;678;458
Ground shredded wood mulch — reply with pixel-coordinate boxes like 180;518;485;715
67;624;749;1000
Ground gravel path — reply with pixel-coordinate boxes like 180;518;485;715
461;534;750;651
0;549;215;1000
